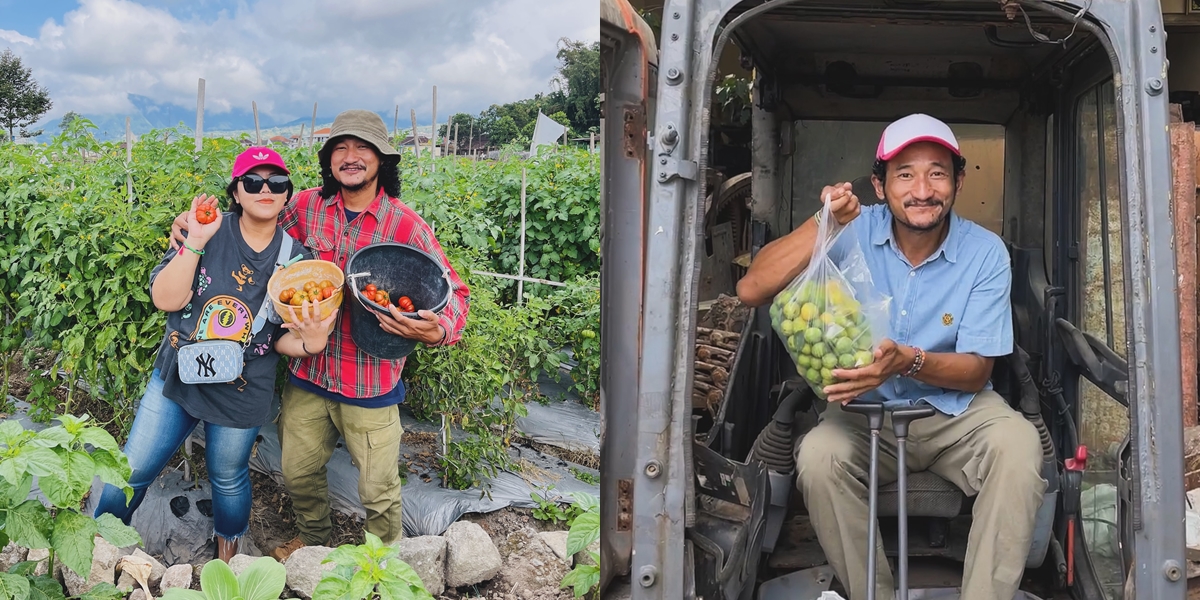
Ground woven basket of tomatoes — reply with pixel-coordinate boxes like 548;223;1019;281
266;259;345;324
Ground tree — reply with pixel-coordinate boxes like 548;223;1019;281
0;48;52;142
59;111;82;132
552;39;600;135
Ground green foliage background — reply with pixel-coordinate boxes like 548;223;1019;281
0;118;599;490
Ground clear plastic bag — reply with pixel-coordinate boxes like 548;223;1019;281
769;197;891;399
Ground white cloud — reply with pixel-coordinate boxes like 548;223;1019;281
0;0;598;127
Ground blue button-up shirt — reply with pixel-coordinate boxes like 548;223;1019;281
828;204;1013;416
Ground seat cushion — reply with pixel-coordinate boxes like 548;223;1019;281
876;471;966;518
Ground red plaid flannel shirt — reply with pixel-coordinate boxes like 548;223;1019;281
280;186;469;398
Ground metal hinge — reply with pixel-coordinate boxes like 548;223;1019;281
657;157;698;183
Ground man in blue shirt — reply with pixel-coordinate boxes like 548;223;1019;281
737;113;1046;600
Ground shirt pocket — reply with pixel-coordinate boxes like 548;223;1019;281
305;235;337;263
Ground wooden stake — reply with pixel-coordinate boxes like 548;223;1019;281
195;78;205;153
518;167;527;303
298;123;305;148
410;109;421;159
125;117;133;202
393;105;399;143
310;102;318;147
467;118;474;159
431;86;438;166
452;122;460;156
253;101;262;145
590;131;595;152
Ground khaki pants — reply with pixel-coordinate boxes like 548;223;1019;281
279;382;405;545
795;391;1047;600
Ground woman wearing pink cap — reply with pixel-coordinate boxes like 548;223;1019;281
92;147;337;561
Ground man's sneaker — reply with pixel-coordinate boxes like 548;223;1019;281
270;537;305;562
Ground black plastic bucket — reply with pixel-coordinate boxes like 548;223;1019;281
344;242;452;360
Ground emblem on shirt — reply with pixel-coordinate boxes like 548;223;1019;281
192;295;253;342
942;313;954;326
232;264;255;291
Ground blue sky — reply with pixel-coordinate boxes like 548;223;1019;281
0;0;598;135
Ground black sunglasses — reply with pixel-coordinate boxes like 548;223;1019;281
239;173;290;194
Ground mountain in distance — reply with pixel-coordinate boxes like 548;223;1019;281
31;93;436;143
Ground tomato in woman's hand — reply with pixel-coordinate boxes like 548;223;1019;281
196;204;217;224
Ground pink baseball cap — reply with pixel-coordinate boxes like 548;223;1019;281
876;113;960;161
231;146;290;178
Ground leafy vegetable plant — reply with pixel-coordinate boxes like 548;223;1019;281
161;557;287;600
312;532;433;600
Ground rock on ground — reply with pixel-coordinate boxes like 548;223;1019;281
494;527;571;600
395;536;446;596
537;532;570;566
160;564;194;591
129;590;148;600
444;521;503;588
116;549;167;591
228;553;260;576
0;543;26;572
64;536;123;596
26;549;62;579
284;545;336;599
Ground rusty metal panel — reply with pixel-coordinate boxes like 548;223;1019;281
1173;122;1197;427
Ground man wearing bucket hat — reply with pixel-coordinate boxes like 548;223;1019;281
171;109;469;556
736;114;1045;600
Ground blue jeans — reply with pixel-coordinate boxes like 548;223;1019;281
92;370;260;540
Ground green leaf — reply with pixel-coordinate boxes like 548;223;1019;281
6;500;52;549
568;492;599;514
566;511;599;557
321;545;364;569
26;575;67;600
0;456;26;488
310;574;351;600
0;572;30;600
78;427;120;455
94;513;141;548
0;421;22;443
559;564;600;598
21;447;62;478
236;557;287;600
90;450;132;491
38;450;94;508
381;559;433;600
200;559;239;600
160;589;207;600
79;582;128;600
346;569;375;600
30;427;71;449
0;472;29;506
51;509;99;578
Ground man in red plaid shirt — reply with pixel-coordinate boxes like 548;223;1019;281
171;110;469;558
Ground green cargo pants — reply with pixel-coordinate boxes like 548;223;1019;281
279;381;404;545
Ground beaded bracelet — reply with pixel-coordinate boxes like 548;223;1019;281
903;347;926;378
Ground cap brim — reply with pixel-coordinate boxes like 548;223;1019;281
878;136;960;161
320;131;401;157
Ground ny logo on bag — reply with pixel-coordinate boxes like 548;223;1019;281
196;353;217;378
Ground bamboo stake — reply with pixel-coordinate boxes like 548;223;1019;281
410;109;421;159
252;101;261;145
310;102;317;147
518;168;527;303
194;78;205;152
125;117;133;202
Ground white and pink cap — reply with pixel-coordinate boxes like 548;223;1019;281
876;113;960;161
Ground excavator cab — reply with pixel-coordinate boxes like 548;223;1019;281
601;0;1187;598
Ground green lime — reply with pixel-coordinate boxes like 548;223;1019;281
801;344;812;355
798;355;811;368
780;319;796;336
845;326;861;339
838;353;856;368
787;335;802;352
783;301;801;319
820;367;834;381
805;327;823;344
856;336;873;351
854;350;874;366
806;367;822;382
811;342;828;358
835;337;854;354
822;353;838;369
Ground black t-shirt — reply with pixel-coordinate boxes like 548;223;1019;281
149;213;312;429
